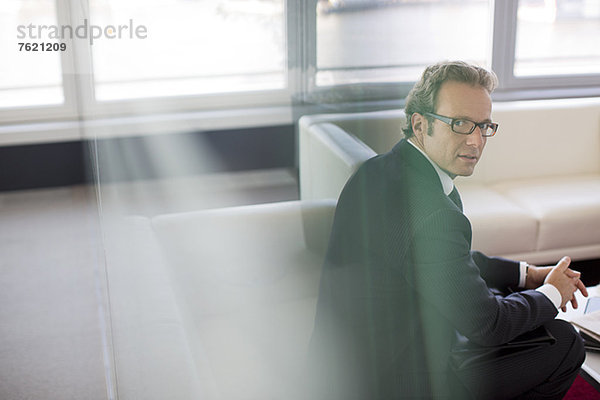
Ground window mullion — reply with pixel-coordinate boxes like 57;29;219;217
288;0;317;104
286;0;300;96
55;0;78;119
491;0;519;91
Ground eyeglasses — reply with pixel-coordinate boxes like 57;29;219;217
425;112;498;137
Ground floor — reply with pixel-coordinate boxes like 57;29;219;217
0;168;298;400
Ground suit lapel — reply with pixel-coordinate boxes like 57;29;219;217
390;139;445;191
448;187;463;212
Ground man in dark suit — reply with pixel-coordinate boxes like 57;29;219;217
307;61;588;399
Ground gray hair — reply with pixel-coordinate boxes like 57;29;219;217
403;61;498;138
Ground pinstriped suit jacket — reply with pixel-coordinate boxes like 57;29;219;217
307;139;558;399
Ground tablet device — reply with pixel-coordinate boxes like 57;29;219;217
585;297;600;314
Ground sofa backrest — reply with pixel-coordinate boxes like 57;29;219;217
462;98;600;185
152;199;336;316
300;98;600;192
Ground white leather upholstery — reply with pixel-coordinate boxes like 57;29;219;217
470;99;600;184
299;122;376;201
299;98;600;264
492;175;600;253
107;200;336;400
458;184;538;256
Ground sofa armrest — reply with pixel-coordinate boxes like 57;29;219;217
105;216;209;400
300;122;376;201
299;109;406;154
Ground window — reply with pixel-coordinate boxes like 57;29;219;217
308;0;600;103
2;0;600;133
316;0;493;87
0;0;289;127
0;0;64;108
90;0;287;101
515;0;600;76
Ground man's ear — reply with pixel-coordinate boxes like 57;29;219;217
411;112;427;139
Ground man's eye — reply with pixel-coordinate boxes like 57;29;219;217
454;120;468;127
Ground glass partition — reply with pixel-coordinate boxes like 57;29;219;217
92;132;313;400
89;4;301;399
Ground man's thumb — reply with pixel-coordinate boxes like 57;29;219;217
556;256;572;271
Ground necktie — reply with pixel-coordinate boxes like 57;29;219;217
448;186;463;212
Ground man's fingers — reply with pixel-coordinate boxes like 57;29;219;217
556;256;571;272
577;279;589;297
565;268;581;278
571;296;579;310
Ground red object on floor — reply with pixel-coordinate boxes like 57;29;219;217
564;375;600;399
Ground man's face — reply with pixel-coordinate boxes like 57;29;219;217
412;80;492;178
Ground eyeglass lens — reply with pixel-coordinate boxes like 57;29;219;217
452;120;495;136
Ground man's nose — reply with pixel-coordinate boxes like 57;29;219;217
466;126;485;146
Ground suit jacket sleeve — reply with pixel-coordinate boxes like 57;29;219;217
470;251;520;291
406;207;557;347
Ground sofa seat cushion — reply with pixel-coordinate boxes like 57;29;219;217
151;200;334;317
458;184;538;256
491;174;600;251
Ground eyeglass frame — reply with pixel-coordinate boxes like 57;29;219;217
424;112;498;137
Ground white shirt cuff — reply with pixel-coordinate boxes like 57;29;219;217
536;284;562;310
518;261;528;288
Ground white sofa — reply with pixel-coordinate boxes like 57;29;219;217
105;200;336;400
299;97;600;264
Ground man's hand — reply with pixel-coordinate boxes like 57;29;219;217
524;264;553;289
544;256;588;311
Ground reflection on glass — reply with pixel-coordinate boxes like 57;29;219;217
515;0;600;76
90;0;286;101
316;0;492;86
0;0;63;108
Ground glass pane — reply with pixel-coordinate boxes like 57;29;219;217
316;0;492;86
90;0;286;101
515;0;600;76
0;0;63;108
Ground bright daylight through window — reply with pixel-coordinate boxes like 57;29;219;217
515;0;600;76
316;0;492;86
90;0;286;101
0;0;63;108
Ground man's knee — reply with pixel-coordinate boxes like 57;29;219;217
546;319;585;370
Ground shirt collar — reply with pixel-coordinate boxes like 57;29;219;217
407;139;455;196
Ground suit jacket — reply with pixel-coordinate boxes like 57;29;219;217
307;139;558;399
